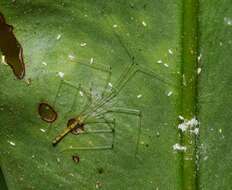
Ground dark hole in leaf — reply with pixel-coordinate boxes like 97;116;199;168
97;167;104;174
38;103;57;123
0;12;25;79
72;155;80;164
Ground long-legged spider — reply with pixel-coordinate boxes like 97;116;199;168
50;33;174;156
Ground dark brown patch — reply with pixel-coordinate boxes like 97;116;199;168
72;155;80;164
38;103;57;123
0;12;25;79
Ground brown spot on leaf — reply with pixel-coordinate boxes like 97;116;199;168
0;12;25;79
72;155;80;164
38;103;57;123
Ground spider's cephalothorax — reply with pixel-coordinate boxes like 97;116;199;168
68;118;85;135
52;116;84;146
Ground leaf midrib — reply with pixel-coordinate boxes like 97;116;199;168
180;0;199;190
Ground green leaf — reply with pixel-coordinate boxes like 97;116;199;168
0;0;231;190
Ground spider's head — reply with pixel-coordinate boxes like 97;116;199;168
67;117;85;135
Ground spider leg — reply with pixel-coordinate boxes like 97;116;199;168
97;107;142;156
60;118;116;152
60;80;92;115
70;58;112;99
49;79;93;135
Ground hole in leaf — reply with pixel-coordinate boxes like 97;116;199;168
0;12;25;79
38;103;57;123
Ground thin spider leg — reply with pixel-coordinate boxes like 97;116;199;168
60;118;116;152
97;107;142;156
101;65;112;98
48;79;64;131
80;26;136;116
84;61;174;120
82;63;137;118
52;79;64;106
70;58;111;73
60;80;93;115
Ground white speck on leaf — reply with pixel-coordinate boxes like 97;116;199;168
142;21;147;27
68;54;75;60
167;91;173;96
113;24;118;28
42;61;47;66
219;128;222;133
168;49;173;55
90;57;94;64
182;74;187;86
197;67;201;75
178;115;184;120
157;60;162;64
1;55;7;65
79;91;84;97
137;94;142;98
8;141;16;146
197;54;202;62
173;143;186;152
108;82;113;88
178;117;199;132
40;128;46;133
58;72;64;78
164;63;169;67
80;42;87;47
224;17;232;26
56;34;62;40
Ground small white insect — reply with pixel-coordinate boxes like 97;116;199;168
79;91;84;97
197;67;201;75
108;82;113;88
58;72;64;78
42;61;47;66
182;74;187;86
68;54;75;60
191;128;199;135
90;57;94;64
137;94;142;98
197;54;202;62
8;140;16;146
164;63;169;67
167;91;173;96
142;21;147;27
178;115;184;120
1;55;6;65
56;34;62;40
80;42;87;47
168;49;173;55
173;143;186;152
40;128;46;133
224;17;232;26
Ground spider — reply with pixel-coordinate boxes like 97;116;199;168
49;33;174;156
